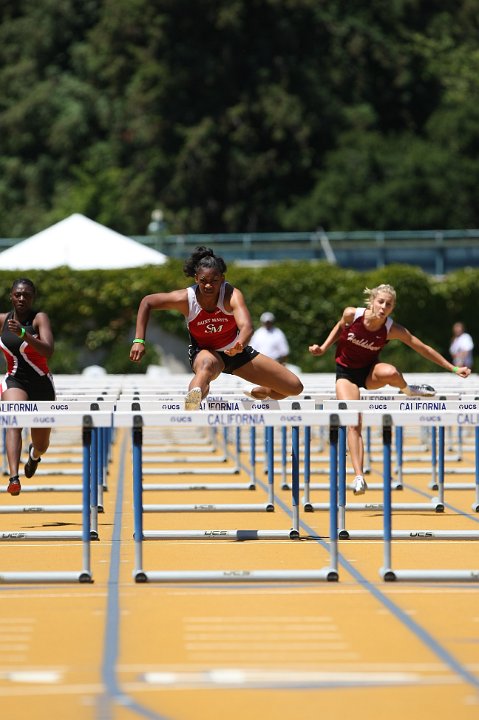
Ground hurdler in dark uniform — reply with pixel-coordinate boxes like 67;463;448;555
0;278;56;496
1;309;55;400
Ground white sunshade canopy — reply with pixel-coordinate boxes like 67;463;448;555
0;213;168;270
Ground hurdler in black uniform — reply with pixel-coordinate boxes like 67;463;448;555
0;278;56;496
1;309;55;399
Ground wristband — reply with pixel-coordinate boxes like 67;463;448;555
19;327;26;338
452;366;459;373
133;338;145;344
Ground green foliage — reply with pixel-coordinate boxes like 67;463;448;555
1;1;479;234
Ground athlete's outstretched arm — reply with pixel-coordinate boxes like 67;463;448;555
390;323;471;378
309;307;355;356
130;289;188;362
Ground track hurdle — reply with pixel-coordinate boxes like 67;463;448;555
302;400;442;516
0;400;113;539
378;412;479;580
0;411;111;582
113;409;358;582
124;397;314;506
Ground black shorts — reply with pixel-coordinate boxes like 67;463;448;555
2;373;56;400
188;344;259;375
335;363;375;389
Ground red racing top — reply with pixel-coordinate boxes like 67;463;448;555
335;308;393;368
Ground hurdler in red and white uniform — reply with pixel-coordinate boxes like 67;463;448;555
186;281;259;373
186;282;239;351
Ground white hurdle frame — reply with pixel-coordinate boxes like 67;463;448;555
377;412;479;581
113;409;358;583
0;411;111;583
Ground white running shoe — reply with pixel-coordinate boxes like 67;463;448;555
184;387;202;410
352;475;368;495
404;384;436;397
244;389;271;401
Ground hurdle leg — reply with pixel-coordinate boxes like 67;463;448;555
132;418;146;582
265;426;275;510
90;428;99;538
80;418;93;582
248;427;256;489
327;415;339;579
280;425;288;489
337;426;347;534
395;427;403;489
380;415;394;581
290;426;300;537
474;427;479;512
437;426;445;508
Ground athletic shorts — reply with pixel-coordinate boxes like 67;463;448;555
188;344;259;375
335;362;375;389
1;373;56;400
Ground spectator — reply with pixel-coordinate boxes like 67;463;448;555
449;322;474;370
250;312;290;364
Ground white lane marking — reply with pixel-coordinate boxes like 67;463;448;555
0;671;61;683
142;668;424;687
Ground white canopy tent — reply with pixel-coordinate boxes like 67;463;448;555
0;213;167;269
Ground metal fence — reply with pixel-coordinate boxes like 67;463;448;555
133;229;479;275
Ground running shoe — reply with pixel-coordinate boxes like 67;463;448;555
352;475;368;495
24;443;41;478
243;389;271;401
404;384;436;397
184;387;202;411
7;476;21;496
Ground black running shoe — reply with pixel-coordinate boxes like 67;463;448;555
24;443;41;478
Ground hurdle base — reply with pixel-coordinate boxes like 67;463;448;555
432;498;444;513
342;530;479;540
473;502;479;513
380;568;397;582
143;503;275;513
142;529;298;541
0;530;83;541
303;502;440;512
0;571;93;584
136;568;338;583
381;568;479;582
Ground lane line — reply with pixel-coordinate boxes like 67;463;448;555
99;432;173;720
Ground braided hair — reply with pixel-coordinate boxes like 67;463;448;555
183;246;227;278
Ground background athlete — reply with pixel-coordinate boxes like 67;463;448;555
130;246;303;408
0;278;55;496
308;283;471;495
